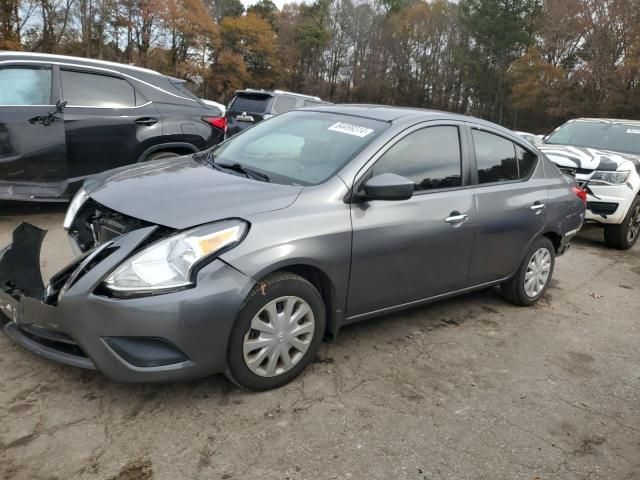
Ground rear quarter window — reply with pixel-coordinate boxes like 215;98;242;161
61;70;136;108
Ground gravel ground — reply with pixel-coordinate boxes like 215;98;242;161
0;203;639;480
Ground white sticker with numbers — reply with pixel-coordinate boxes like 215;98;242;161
328;122;374;137
626;128;640;134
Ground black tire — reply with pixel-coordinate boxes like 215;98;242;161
501;236;555;307
141;151;180;162
604;196;640;250
225;272;326;391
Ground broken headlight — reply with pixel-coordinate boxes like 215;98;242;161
104;220;247;295
589;170;630;185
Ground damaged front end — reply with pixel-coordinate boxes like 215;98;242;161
66;196;174;255
0;223;99;368
0;219;253;382
0;221;168;372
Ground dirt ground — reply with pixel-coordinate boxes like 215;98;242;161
0;202;639;480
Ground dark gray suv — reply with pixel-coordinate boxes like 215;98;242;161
0;105;585;390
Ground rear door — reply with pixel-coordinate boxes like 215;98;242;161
226;92;272;137
467;125;546;284
347;123;477;318
60;68;160;185
0;63;68;200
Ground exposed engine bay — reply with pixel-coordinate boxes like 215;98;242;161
68;199;172;253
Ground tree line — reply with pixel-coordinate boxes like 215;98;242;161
1;0;639;133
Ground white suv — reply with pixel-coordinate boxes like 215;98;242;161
539;118;640;249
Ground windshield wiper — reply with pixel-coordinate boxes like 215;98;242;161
195;150;270;182
215;162;271;182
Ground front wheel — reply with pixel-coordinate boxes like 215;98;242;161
604;196;640;250
225;272;326;391
501;237;555;306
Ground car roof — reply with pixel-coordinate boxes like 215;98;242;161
302;103;496;126
570;118;640;126
0;50;184;82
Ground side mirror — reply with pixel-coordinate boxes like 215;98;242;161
360;173;414;201
55;100;68;113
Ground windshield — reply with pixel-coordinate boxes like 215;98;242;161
211;111;389;186
545;121;640;154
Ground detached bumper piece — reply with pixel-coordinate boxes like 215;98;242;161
0;223;96;369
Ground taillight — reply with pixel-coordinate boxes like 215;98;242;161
202;116;227;132
572;186;587;204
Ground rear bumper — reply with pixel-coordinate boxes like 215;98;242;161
0;223;254;382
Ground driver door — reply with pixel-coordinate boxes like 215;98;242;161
0;64;68;200
347;123;477;319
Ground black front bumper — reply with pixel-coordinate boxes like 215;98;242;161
0;222;254;382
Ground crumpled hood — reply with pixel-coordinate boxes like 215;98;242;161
539;144;640;174
85;156;303;229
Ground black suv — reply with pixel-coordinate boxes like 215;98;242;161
0;52;226;202
226;89;327;137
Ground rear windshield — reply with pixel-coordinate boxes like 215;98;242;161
229;93;272;113
545;120;640;154
211;111;389;186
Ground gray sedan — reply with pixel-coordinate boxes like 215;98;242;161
0;105;586;390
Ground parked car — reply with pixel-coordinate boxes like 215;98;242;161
0;52;226;202
0;105;585;390
539;118;640;249
226;89;327;137
515;131;543;146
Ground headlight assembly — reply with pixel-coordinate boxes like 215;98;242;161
589;170;630;185
104;220;247;295
63;187;89;230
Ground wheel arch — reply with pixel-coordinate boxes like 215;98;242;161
253;262;341;341
542;230;563;253
136;142;199;162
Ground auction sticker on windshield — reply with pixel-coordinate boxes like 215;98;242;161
626;128;640;135
328;122;374;137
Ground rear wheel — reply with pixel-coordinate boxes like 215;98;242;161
604;196;640;250
501;236;555;306
225;272;325;391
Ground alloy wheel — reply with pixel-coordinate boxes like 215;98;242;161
627;204;640;243
524;247;552;298
243;296;315;377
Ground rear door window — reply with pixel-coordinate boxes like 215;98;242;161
372;126;463;191
472;129;519;184
0;66;52;105
61;70;136;108
229;94;271;113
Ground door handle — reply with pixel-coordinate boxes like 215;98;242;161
530;202;546;214
135;117;158;126
445;212;469;225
